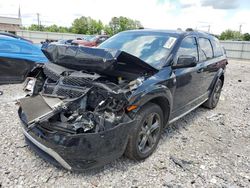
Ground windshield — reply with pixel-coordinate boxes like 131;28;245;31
99;32;178;68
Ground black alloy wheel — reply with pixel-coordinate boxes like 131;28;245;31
137;112;161;154
203;79;223;109
125;103;164;160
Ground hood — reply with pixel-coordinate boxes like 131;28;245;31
42;44;158;80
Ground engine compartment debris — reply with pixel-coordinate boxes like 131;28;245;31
20;61;147;134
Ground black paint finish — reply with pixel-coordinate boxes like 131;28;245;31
0;57;35;84
18;29;228;171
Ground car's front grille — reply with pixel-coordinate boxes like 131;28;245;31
62;77;92;87
43;65;60;81
56;87;85;98
41;63;99;99
42;82;89;98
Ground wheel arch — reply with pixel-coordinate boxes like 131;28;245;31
219;74;224;86
209;68;225;93
149;96;171;126
131;93;172;126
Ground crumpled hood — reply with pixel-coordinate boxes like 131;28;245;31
42;44;158;80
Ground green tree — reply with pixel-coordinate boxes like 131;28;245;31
242;33;250;41
71;16;89;34
27;24;46;31
88;19;103;34
46;24;59;32
57;26;70;33
23;16;143;36
220;29;242;40
71;16;104;34
26;24;70;33
107;16;143;35
104;25;113;35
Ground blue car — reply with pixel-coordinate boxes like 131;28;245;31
0;34;48;84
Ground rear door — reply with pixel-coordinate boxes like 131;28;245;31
197;37;218;93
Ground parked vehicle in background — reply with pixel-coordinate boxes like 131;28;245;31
75;35;94;41
0;34;48;84
51;39;73;45
71;35;94;46
18;29;227;171
0;32;33;43
72;35;109;47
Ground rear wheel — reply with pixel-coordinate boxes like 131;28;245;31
125;103;163;160
203;79;223;109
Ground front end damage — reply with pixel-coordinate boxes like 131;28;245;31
18;45;157;170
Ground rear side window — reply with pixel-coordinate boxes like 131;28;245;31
211;39;224;57
176;37;198;62
198;38;213;61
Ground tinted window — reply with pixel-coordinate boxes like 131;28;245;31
211;39;223;57
99;32;178;68
177;37;198;62
198;38;213;61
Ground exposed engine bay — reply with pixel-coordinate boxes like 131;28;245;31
19;44;159;135
20;63;144;135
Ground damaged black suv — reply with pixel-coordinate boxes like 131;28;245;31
18;29;227;171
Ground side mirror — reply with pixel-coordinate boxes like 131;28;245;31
172;55;197;69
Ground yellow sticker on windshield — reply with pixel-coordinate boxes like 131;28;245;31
163;37;177;49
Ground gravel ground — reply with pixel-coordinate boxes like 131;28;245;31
0;59;249;188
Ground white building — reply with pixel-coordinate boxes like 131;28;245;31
0;16;22;34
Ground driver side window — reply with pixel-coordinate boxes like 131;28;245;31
176;37;198;63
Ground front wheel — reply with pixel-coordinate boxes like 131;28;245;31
125;103;164;160
203;79;223;109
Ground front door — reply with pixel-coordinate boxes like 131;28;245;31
171;36;207;118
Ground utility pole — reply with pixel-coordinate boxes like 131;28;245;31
208;25;211;33
18;5;21;18
18;4;22;27
239;24;242;33
37;13;40;30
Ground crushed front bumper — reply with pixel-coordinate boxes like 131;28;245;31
18;108;135;171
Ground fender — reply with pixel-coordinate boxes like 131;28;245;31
209;68;225;95
128;83;173;124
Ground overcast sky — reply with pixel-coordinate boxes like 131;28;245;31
0;0;249;34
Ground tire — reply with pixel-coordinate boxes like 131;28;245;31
125;103;164;160
203;79;223;109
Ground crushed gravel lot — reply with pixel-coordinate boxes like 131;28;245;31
0;59;249;187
